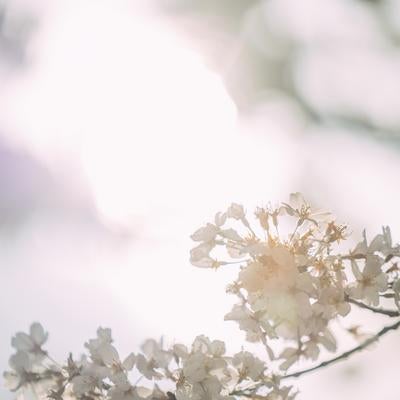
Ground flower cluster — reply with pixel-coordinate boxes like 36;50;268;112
190;193;400;370
4;324;294;400
4;193;400;399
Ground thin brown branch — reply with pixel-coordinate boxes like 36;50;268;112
282;318;400;380
346;296;400;317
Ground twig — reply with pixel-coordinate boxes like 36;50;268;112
282;318;400;380
346;296;400;317
230;383;263;398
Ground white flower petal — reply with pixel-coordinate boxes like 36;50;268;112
30;323;48;346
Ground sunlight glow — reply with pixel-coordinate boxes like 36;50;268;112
2;1;238;226
78;17;238;225
0;0;297;343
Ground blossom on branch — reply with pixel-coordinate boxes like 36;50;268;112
4;193;400;400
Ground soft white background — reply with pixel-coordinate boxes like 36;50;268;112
1;1;400;399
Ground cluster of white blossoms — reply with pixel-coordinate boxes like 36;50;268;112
4;324;294;400
190;193;400;370
4;194;400;399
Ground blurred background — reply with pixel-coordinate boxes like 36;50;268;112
1;0;400;399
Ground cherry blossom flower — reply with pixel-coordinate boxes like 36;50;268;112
4;351;35;391
348;255;387;306
11;322;48;360
5;193;400;400
71;361;108;396
231;351;265;381
281;192;330;226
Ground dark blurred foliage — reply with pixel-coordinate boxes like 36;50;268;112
0;3;35;67
159;0;271;108
159;0;400;146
